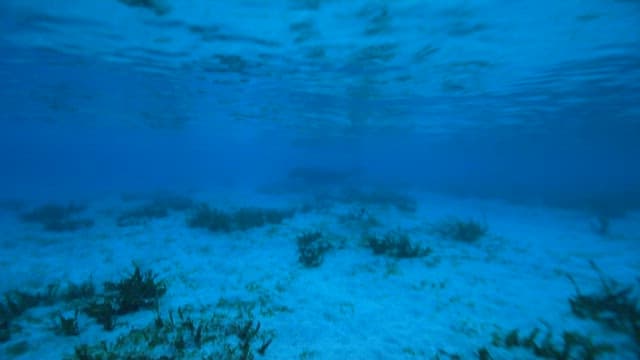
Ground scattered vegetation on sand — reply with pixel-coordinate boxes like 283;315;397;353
187;204;293;233
67;304;275;360
0;279;95;335
0;265;167;360
492;326;614;360
296;231;333;268
566;260;640;349
1;264;166;340
20;203;93;232
362;230;431;258
429;217;488;243
485;261;639;359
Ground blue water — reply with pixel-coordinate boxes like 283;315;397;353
0;1;639;359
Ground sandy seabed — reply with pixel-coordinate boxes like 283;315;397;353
0;190;638;359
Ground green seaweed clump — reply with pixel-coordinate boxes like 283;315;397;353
363;230;431;258
297;231;332;268
187;204;293;233
80;265;166;331
104;265;167;315
476;346;493;360
56;310;80;336
187;204;234;232
83;300;116;331
430;217;487;242
567;261;640;347
494;327;614;360
20;203;93;232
